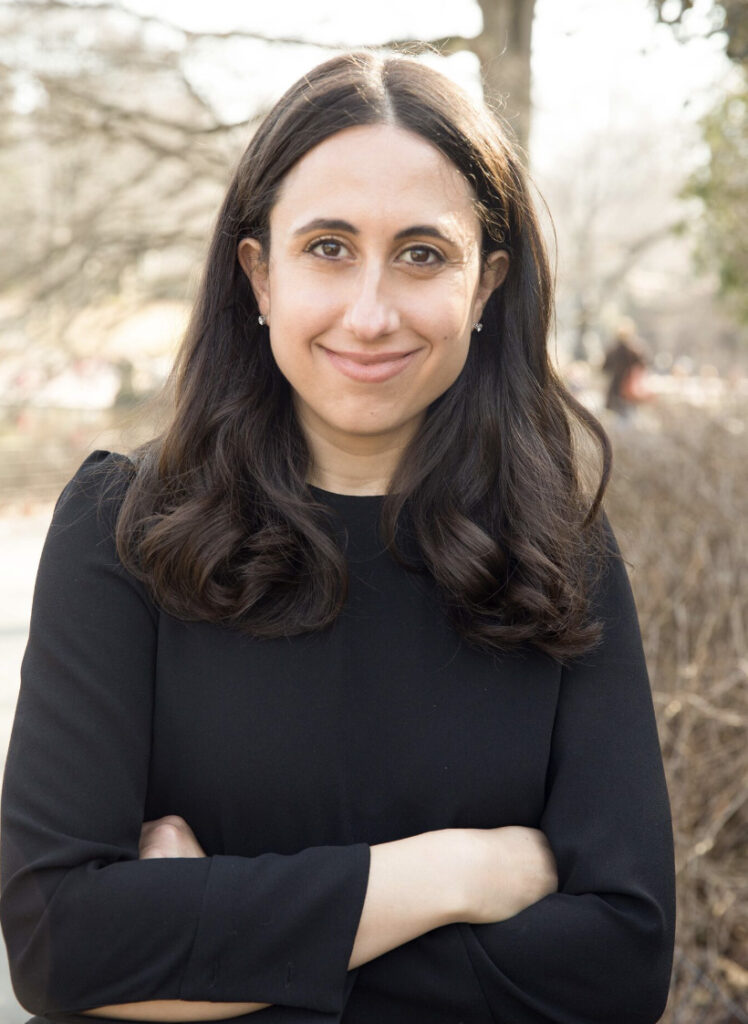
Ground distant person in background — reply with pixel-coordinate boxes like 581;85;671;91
0;50;675;1024
603;320;650;415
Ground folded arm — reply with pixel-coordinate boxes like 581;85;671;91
0;455;367;1019
348;522;676;1024
83;816;557;1021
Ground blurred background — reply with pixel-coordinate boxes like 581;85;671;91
0;0;746;1020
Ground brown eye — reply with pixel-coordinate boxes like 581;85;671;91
402;246;443;266
308;238;346;259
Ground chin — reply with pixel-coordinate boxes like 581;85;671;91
323;401;397;429
335;419;402;438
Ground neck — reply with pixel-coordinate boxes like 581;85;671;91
306;450;394;495
300;411;420;497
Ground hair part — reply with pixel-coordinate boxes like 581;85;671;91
114;49;612;660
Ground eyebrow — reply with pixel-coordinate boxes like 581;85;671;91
291;217;459;247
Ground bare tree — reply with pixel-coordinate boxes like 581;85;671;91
650;0;748;332
536;120;692;362
388;0;536;147
650;0;747;71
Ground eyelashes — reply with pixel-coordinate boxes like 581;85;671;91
305;236;445;267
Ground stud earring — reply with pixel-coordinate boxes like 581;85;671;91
258;314;267;326
472;321;483;333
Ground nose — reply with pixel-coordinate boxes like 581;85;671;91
341;263;401;341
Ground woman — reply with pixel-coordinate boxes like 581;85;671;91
0;50;675;1024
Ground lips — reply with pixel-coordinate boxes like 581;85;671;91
329;349;416;365
322;347;419;383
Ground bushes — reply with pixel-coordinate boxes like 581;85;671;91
604;398;747;1022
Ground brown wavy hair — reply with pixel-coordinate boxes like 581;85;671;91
114;48;612;659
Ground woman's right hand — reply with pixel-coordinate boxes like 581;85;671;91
456;825;558;924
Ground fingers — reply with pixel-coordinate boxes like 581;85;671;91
139;814;207;859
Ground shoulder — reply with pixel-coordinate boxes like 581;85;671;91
581;508;644;662
42;450;137;569
54;449;135;527
38;450;156;617
594;511;635;606
57;448;135;501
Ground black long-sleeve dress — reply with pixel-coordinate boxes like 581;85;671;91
0;451;675;1024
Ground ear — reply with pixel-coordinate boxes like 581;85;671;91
472;249;510;324
237;237;270;318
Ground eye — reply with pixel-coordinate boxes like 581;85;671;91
306;237;348;259
400;245;444;267
305;237;445;267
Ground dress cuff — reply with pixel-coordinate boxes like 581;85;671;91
179;843;370;1013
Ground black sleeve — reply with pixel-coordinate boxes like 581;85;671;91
0;452;370;1021
355;519;676;1024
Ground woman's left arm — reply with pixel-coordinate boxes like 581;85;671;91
456;520;676;1023
357;520;675;1024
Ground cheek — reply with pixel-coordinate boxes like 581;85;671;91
268;334;306;393
435;337;471;391
420;284;474;351
270;267;337;321
406;329;471;412
265;280;326;378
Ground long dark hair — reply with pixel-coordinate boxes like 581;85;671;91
114;48;611;659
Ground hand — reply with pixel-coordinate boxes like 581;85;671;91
459;825;558;924
139;814;207;860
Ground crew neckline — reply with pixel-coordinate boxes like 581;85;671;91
307;483;387;562
308;483;386;501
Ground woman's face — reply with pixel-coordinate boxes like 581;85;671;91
238;123;508;465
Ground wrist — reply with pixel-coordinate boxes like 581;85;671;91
417;828;475;926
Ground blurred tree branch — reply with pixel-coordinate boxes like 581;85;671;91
3;0;536;138
650;0;748;330
683;83;748;325
650;0;747;69
4;0;351;49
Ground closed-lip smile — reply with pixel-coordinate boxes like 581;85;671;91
325;349;417;365
321;347;420;383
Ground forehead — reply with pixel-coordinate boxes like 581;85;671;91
270;123;481;240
